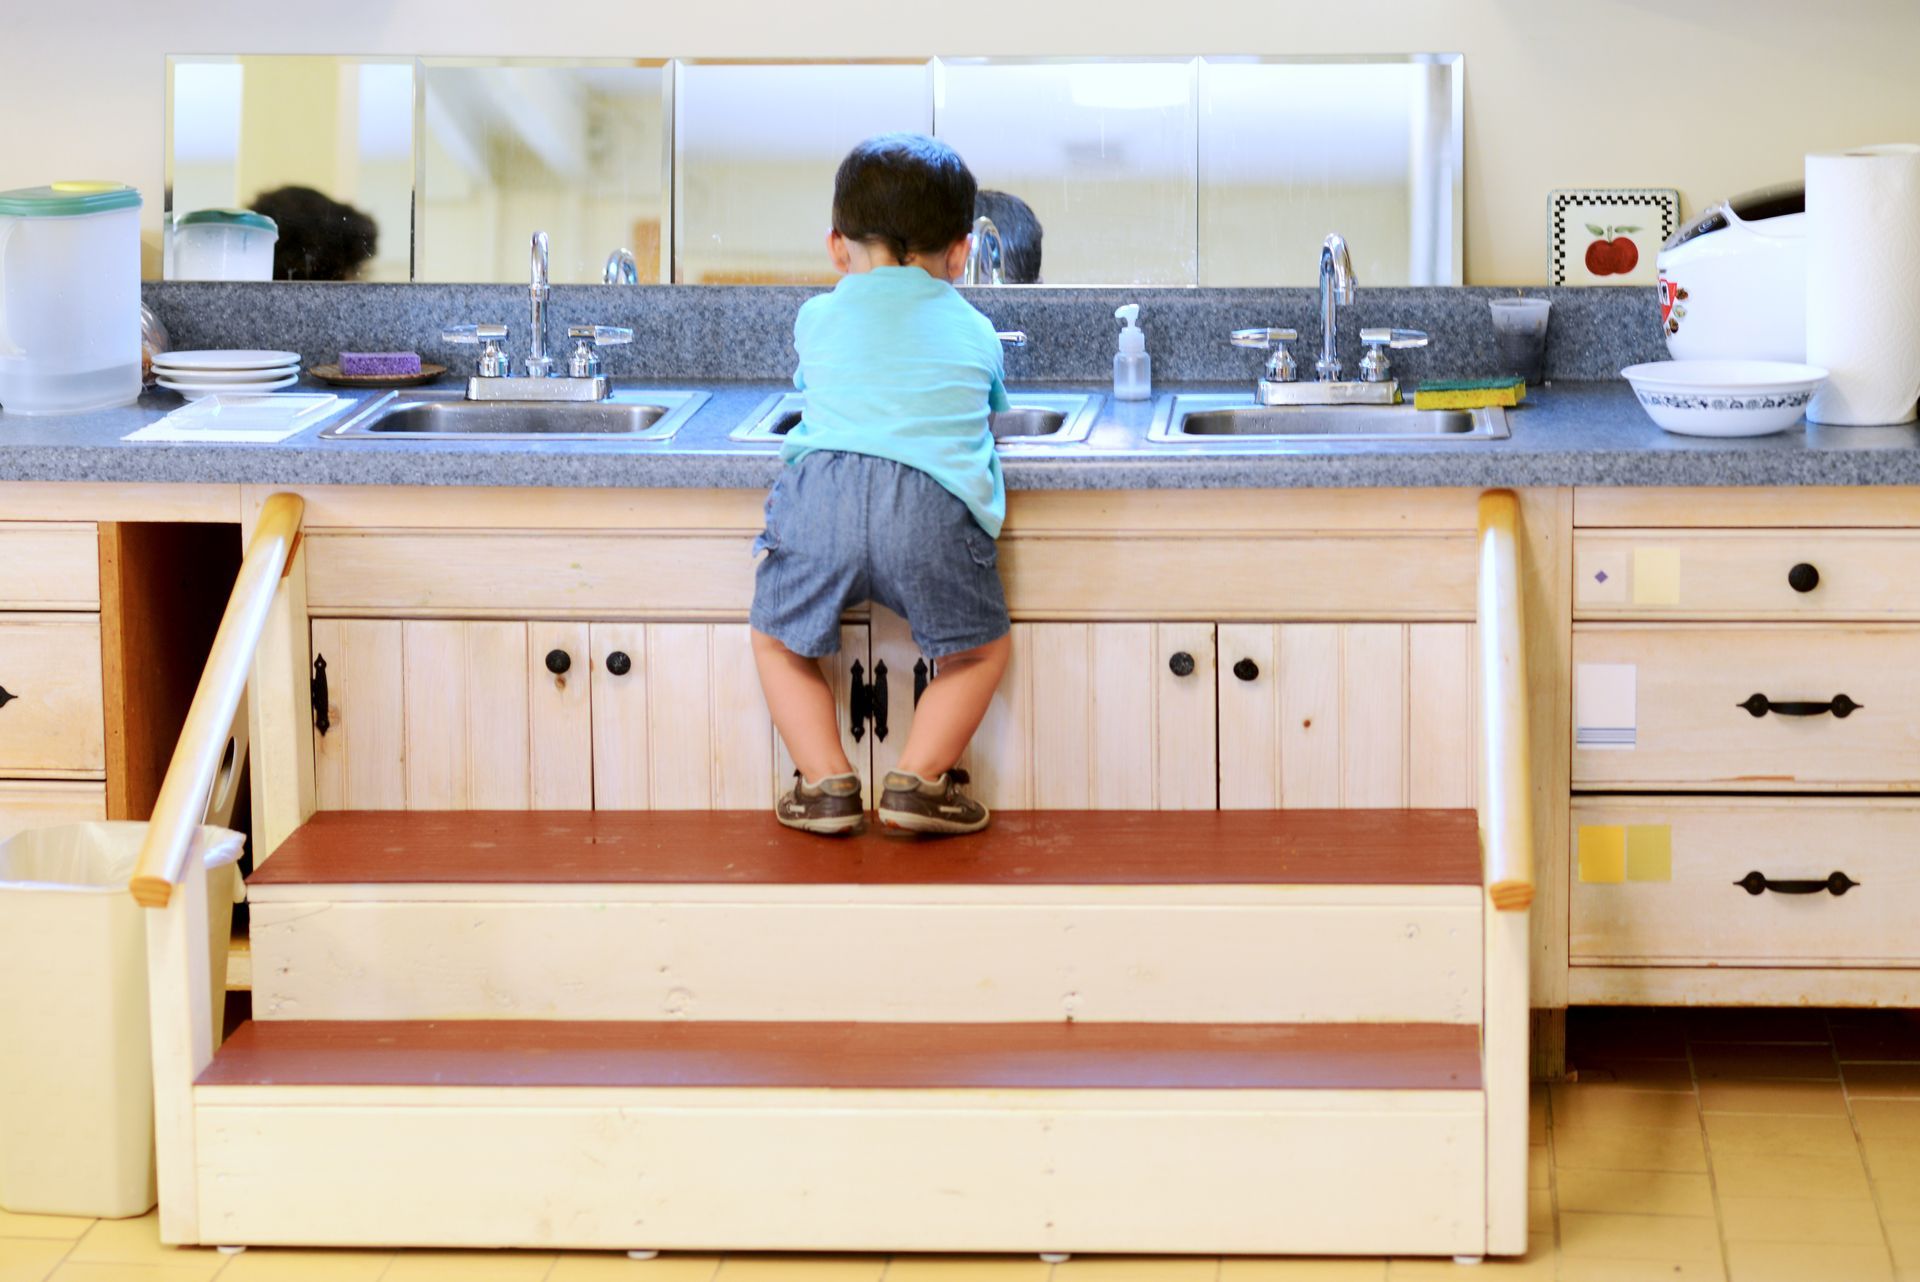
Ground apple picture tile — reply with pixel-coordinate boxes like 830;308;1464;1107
1548;187;1680;286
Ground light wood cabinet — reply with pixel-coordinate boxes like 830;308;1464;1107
0;614;106;777
1217;623;1478;811
0;781;107;842
1572;624;1920;791
942;618;1217;810
312;619;593;810
1575;529;1920;620
1571;797;1920;967
0;524;101;610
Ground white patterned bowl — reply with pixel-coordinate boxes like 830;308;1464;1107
1621;360;1828;437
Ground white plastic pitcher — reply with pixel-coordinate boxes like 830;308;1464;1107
0;182;143;415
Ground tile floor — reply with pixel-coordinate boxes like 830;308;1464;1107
3;1007;1918;1281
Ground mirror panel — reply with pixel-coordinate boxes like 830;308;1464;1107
1198;57;1461;287
419;60;670;285
673;62;933;285
933;59;1199;286
166;56;414;281
165;55;1463;287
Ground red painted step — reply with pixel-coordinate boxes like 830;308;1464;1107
250;808;1481;888
200;1019;1482;1091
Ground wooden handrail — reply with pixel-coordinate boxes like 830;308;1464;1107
131;492;304;909
1476;491;1534;913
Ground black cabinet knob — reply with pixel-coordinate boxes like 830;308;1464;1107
1168;651;1196;678
544;649;572;675
1788;562;1820;593
605;650;632;677
1232;658;1260;682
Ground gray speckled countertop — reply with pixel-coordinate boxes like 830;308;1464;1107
5;377;1920;490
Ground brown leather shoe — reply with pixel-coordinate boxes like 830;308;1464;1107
775;771;866;835
877;768;990;836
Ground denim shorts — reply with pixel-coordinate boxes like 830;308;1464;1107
750;451;1010;660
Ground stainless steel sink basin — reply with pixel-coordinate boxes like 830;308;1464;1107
731;391;1099;446
1147;394;1509;442
321;389;710;441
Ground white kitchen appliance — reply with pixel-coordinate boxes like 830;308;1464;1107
1656;182;1806;363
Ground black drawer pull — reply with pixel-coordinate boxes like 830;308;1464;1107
1788;562;1820;593
1735;870;1860;897
1232;658;1260;682
1738;693;1860;719
1168;651;1196;678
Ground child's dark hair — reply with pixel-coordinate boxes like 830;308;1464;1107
832;134;977;265
975;190;1043;283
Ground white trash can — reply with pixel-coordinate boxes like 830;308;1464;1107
0;823;243;1217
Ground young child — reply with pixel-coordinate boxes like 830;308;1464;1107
751;133;1012;837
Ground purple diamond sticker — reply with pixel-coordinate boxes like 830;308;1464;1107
1594;570;1609;583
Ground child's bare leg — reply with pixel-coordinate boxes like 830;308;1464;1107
895;634;1011;777
753;629;854;780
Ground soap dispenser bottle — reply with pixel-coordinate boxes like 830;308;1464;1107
1113;303;1151;401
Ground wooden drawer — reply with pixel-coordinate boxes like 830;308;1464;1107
1572;798;1920;965
1573;624;1920;790
0;615;105;776
0;523;98;610
1576;529;1920;619
0;781;107;842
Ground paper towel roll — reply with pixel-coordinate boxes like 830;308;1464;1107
1807;144;1920;425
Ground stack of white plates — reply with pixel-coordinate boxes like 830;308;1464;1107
153;350;302;400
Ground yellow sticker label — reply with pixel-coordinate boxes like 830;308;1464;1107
1627;824;1674;882
1632;548;1681;606
1577;825;1626;884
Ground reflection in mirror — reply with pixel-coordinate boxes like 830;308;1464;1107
934;59;1199;286
419;61;670;284
1198;57;1462;286
674;62;933;285
166;56;414;281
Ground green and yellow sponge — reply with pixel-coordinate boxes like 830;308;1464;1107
1412;376;1528;410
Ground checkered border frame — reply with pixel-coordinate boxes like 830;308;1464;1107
1548;187;1680;285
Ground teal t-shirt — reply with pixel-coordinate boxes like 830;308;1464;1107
784;267;1011;537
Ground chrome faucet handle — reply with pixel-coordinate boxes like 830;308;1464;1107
442;323;511;378
1230;327;1299;349
1358;327;1429;349
1358;328;1428;383
996;330;1029;349
565;325;634;378
1231;328;1300;384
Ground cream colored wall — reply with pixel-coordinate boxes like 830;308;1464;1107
8;0;1917;284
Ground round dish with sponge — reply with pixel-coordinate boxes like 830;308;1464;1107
1620;359;1828;437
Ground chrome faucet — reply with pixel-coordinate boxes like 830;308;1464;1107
526;232;553;378
1316;233;1356;381
603;248;638;285
963;215;1004;286
442;230;633;402
1228;232;1428;406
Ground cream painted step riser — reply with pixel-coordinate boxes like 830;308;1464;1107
193;1086;1486;1255
249;893;1483;1023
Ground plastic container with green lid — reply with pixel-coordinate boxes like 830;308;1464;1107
0;180;143;415
173;207;279;282
0;181;142;218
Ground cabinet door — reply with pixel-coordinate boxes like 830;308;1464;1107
591;622;786;809
875;612;1216;809
1218;623;1477;810
312;619;592;810
0;614;105;776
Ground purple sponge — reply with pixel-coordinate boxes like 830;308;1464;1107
339;351;422;377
